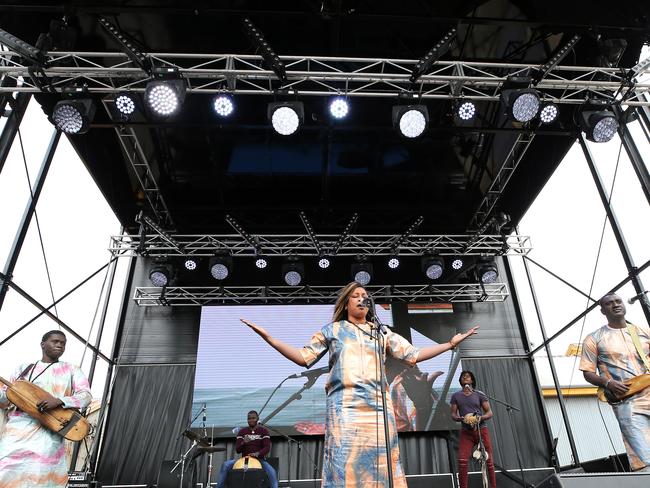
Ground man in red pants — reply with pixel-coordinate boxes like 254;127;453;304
451;370;497;488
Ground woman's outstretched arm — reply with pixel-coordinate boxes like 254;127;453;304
416;326;480;363
240;318;308;367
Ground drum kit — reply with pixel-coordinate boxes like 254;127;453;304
157;429;226;488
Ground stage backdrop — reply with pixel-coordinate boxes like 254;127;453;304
192;303;464;436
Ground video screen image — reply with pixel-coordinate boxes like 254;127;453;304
192;302;464;437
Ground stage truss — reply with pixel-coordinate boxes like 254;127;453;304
0;51;648;105
133;283;510;306
110;233;532;257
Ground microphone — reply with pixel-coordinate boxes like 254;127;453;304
464;384;473;391
287;366;329;379
627;291;648;304
362;297;373;308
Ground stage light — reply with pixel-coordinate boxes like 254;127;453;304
500;77;540;123
145;75;186;117
539;103;558;124
580;106;618;143
149;262;175;287
255;257;268;269
213;94;234;117
421;255;444;280
477;258;498;284
351;257;373;286
318;257;331;269
184;258;197;271
452;258;464;270
392;105;428;138
282;257;304;286
329;97;349;119
268;102;304;135
209;254;233;281
52;99;96;135
115;92;138;116
456;101;476;121
388;256;400;269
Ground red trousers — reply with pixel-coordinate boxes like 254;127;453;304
457;426;497;488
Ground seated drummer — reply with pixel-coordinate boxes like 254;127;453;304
215;410;278;488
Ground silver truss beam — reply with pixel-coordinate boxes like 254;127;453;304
1;51;649;105
109;233;532;256
133;283;509;306
468;132;536;231
113;125;174;229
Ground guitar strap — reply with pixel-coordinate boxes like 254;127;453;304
17;363;35;380
627;323;650;373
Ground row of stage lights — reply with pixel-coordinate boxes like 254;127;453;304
50;79;621;143
148;254;500;287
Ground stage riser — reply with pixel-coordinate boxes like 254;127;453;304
537;473;650;488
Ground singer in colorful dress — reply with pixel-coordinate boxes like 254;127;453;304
0;330;92;488
241;281;479;488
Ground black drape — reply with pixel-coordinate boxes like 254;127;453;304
462;358;551;470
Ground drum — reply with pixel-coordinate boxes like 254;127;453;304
233;455;262;471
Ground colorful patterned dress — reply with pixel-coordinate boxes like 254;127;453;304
580;324;650;471
0;361;92;488
300;320;419;487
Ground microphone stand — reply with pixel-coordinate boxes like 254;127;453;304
260;373;325;487
367;298;394;488
482;392;530;488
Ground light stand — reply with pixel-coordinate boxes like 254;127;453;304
366;297;394;488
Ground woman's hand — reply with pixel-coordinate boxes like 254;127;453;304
240;318;269;338
450;325;480;348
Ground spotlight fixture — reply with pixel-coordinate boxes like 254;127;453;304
329;97;349;119
268;102;304;136
149;262;175;287
52;98;96;135
184;258;198;271
579;104;618;143
213;94;235;117
255;257;268;269
451;258;464;270
351;256;373;286
477;258;499;284
282;257;304;286
145;68;186;117
209;254;233;281
539;103;559;124
392;105;429;138
421;255;444;280
456;100;476;121
114;92;138;117
387;256;400;269
318;256;331;269
500;77;540;123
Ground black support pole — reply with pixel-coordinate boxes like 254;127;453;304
0;93;31;175
0;129;60;311
578;134;650;325
519;246;581;466
616;107;650;207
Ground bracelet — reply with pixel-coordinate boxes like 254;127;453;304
605;378;611;389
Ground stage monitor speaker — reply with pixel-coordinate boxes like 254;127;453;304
537;472;650;488
467;467;556;488
228;467;269;488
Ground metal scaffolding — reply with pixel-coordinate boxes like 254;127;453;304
109;233;532;257
133;282;510;306
1;51;648;105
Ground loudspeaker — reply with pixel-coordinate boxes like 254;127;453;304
466;467;556;488
537;472;650;488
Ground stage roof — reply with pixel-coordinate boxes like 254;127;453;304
2;1;649;235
